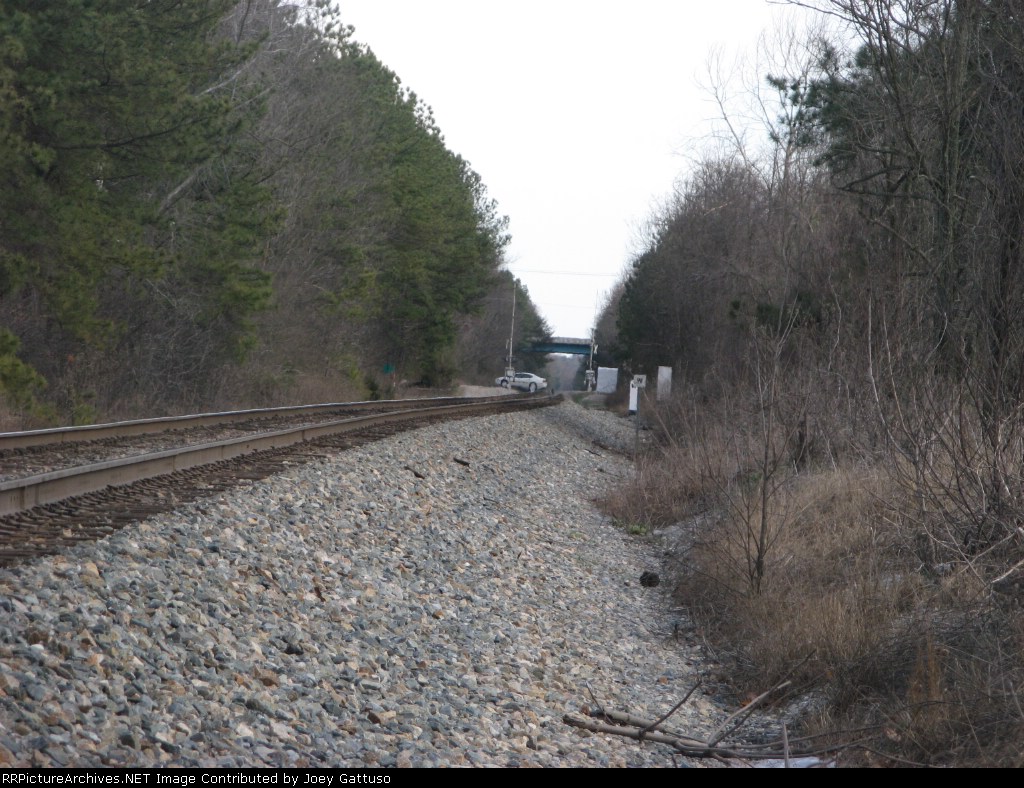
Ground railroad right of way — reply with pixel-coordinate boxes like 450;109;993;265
0;400;730;768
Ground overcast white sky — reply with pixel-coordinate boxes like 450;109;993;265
335;1;816;338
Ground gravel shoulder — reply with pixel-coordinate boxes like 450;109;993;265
0;400;728;767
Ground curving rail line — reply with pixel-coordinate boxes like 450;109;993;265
0;394;513;452
0;393;559;565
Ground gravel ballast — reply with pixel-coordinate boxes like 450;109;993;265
0;400;729;767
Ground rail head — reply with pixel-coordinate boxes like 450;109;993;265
0;393;528;451
0;394;561;517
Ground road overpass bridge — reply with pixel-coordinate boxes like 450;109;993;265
528;337;595;355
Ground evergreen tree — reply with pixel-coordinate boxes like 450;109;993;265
0;0;273;414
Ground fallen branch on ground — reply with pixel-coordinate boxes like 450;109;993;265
564;676;851;763
563;707;847;762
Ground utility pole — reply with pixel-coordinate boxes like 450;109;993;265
584;332;597;391
505;282;516;378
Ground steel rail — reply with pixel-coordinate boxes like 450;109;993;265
0;394;516;451
0;394;558;516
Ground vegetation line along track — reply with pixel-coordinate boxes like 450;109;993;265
0;394;558;566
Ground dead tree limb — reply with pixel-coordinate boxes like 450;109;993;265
706;680;791;747
563;712;757;759
565;701;856;763
640;681;702;738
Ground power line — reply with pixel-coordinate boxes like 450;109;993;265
535;302;599;310
505;269;621;277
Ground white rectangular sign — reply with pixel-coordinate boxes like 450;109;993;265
657;366;672;400
596;367;618;394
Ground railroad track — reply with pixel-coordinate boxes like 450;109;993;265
0;393;559;566
0;395;521;480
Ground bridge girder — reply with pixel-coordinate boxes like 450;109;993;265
528;338;593;355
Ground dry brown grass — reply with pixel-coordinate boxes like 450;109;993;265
676;467;914;686
599;449;710;530
605;419;1024;765
0;407;48;432
208;366;370;412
